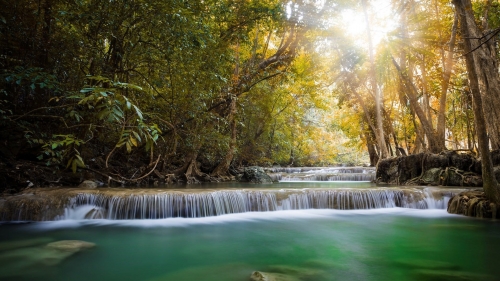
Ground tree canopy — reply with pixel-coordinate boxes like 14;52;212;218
1;0;500;194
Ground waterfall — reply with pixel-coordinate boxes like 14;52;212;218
266;167;376;182
0;187;458;221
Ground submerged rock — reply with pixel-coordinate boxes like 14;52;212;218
46;240;96;252
239;166;274;184
250;271;300;281
0;239;96;277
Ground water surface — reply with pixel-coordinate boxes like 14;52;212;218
1;208;499;281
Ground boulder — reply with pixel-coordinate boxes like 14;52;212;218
421;168;442;185
239;166;273;184
78;180;98;189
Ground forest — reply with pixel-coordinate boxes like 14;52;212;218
1;0;500;192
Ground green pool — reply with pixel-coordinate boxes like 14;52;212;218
1;207;499;281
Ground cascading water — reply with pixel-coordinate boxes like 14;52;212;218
266;166;376;182
0;187;460;221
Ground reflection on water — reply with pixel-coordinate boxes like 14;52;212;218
0;209;499;281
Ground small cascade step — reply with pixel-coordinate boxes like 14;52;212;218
0;187;461;221
265;166;376;182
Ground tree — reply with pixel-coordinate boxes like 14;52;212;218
453;0;500;204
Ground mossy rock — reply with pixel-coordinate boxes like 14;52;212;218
240;166;273;184
421;168;443;184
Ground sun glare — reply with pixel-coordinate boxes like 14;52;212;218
341;0;398;48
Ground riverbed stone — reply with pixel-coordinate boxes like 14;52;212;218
78;180;98;189
46;240;96;252
250;271;300;281
239;166;273;184
0;240;95;270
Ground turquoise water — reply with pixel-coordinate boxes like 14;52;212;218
1;208;499;281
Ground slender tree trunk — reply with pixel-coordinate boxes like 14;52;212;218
211;96;237;177
453;0;500;150
454;0;500;204
392;58;445;153
362;0;388;160
365;130;379;167
436;9;458;148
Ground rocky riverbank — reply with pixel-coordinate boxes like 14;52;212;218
375;150;500;186
375;150;500;219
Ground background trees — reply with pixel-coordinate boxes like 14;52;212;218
1;0;500;188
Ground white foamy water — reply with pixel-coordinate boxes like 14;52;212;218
27;208;462;230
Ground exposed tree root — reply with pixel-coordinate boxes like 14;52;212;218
448;190;498;219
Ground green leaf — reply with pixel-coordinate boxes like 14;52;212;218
132;131;142;142
130;136;138;147
80;88;94;93
133;105;143;120
52;143;58;149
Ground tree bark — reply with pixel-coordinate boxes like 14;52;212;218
453;0;500;150
436;9;458;148
211;96;237;177
362;0;389;160
453;0;500;204
392;58;445;153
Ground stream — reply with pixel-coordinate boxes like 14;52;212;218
0;168;498;281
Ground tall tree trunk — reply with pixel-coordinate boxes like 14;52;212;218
453;0;500;204
362;0;389;160
453;0;500;150
211;96;237;177
392;58;445;153
364;130;379;166
436;9;458;148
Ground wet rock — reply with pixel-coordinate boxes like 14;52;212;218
250;271;299;281
239;166;273;184
78;180;98;189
